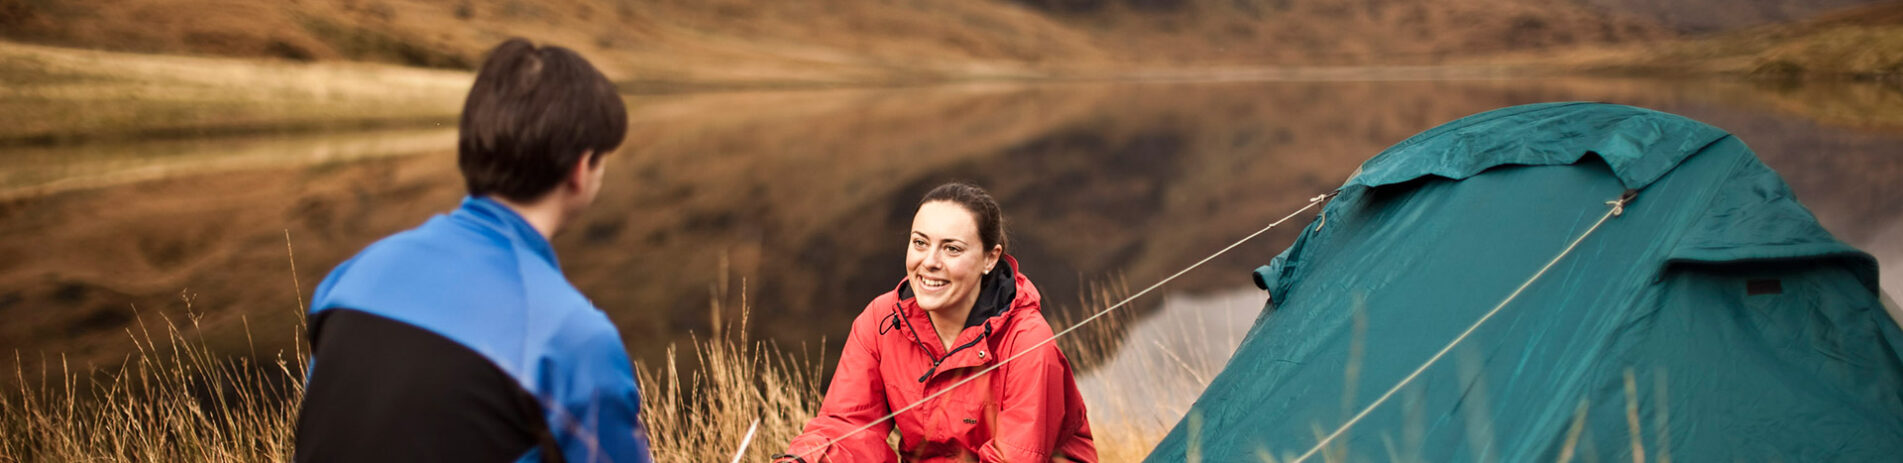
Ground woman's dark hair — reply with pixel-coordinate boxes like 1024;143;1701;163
920;182;1007;253
457;38;628;202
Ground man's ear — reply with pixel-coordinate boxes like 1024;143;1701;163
564;151;597;192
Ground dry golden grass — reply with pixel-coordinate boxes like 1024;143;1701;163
639;282;828;462
0;296;306;461
1060;279;1210;463
0;290;827;462
0;233;316;461
0;268;1231;462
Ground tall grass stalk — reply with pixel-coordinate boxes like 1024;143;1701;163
639;282;827;462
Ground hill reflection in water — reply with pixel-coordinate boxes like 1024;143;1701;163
0;78;1897;381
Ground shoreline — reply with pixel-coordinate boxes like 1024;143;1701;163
5;40;1899;148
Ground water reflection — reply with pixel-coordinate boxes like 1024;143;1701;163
0;128;457;200
0;78;1897;381
1074;286;1263;435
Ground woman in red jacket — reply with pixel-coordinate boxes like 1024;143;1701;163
776;183;1096;463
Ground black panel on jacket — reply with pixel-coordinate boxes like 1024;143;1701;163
965;262;1017;328
294;308;562;463
894;262;1019;329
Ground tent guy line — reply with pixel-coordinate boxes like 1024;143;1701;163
791;192;1338;461
731;419;760;463
1289;190;1637;463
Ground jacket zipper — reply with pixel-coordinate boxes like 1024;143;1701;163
917;322;991;383
891;302;994;383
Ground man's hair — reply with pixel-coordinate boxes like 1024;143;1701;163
458;38;627;202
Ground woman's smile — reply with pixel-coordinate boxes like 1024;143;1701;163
915;276;950;290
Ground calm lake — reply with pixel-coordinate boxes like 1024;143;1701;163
2;77;1899;421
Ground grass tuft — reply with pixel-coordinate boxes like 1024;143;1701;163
1;296;306;461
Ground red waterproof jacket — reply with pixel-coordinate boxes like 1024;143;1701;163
783;256;1096;462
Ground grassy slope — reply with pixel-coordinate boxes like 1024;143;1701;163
0;0;1108;143
1512;1;1903;79
0;0;1109;82
1007;0;1665;65
1462;2;1903;130
1573;0;1882;34
0;0;1669;143
0;0;1664;76
1737;3;1903;79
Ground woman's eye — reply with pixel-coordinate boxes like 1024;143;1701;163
945;246;963;255
911;239;927;248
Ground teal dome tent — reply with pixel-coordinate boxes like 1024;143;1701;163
1146;103;1903;462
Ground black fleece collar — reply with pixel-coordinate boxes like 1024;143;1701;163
896;260;1018;328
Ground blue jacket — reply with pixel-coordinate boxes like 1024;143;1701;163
300;197;652;463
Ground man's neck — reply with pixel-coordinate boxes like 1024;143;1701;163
490;196;564;240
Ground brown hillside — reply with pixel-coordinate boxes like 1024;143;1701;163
1575;0;1882;33
0;0;1667;81
1009;0;1667;64
0;0;1106;86
1765;0;1903;33
1533;1;1903;84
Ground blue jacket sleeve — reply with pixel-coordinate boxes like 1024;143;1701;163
536;311;654;463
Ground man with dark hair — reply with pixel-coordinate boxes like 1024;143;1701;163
294;38;652;463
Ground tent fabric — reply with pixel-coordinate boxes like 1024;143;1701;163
1345;102;1730;191
1148;103;1903;462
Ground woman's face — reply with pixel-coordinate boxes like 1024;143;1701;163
906;201;1001;315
